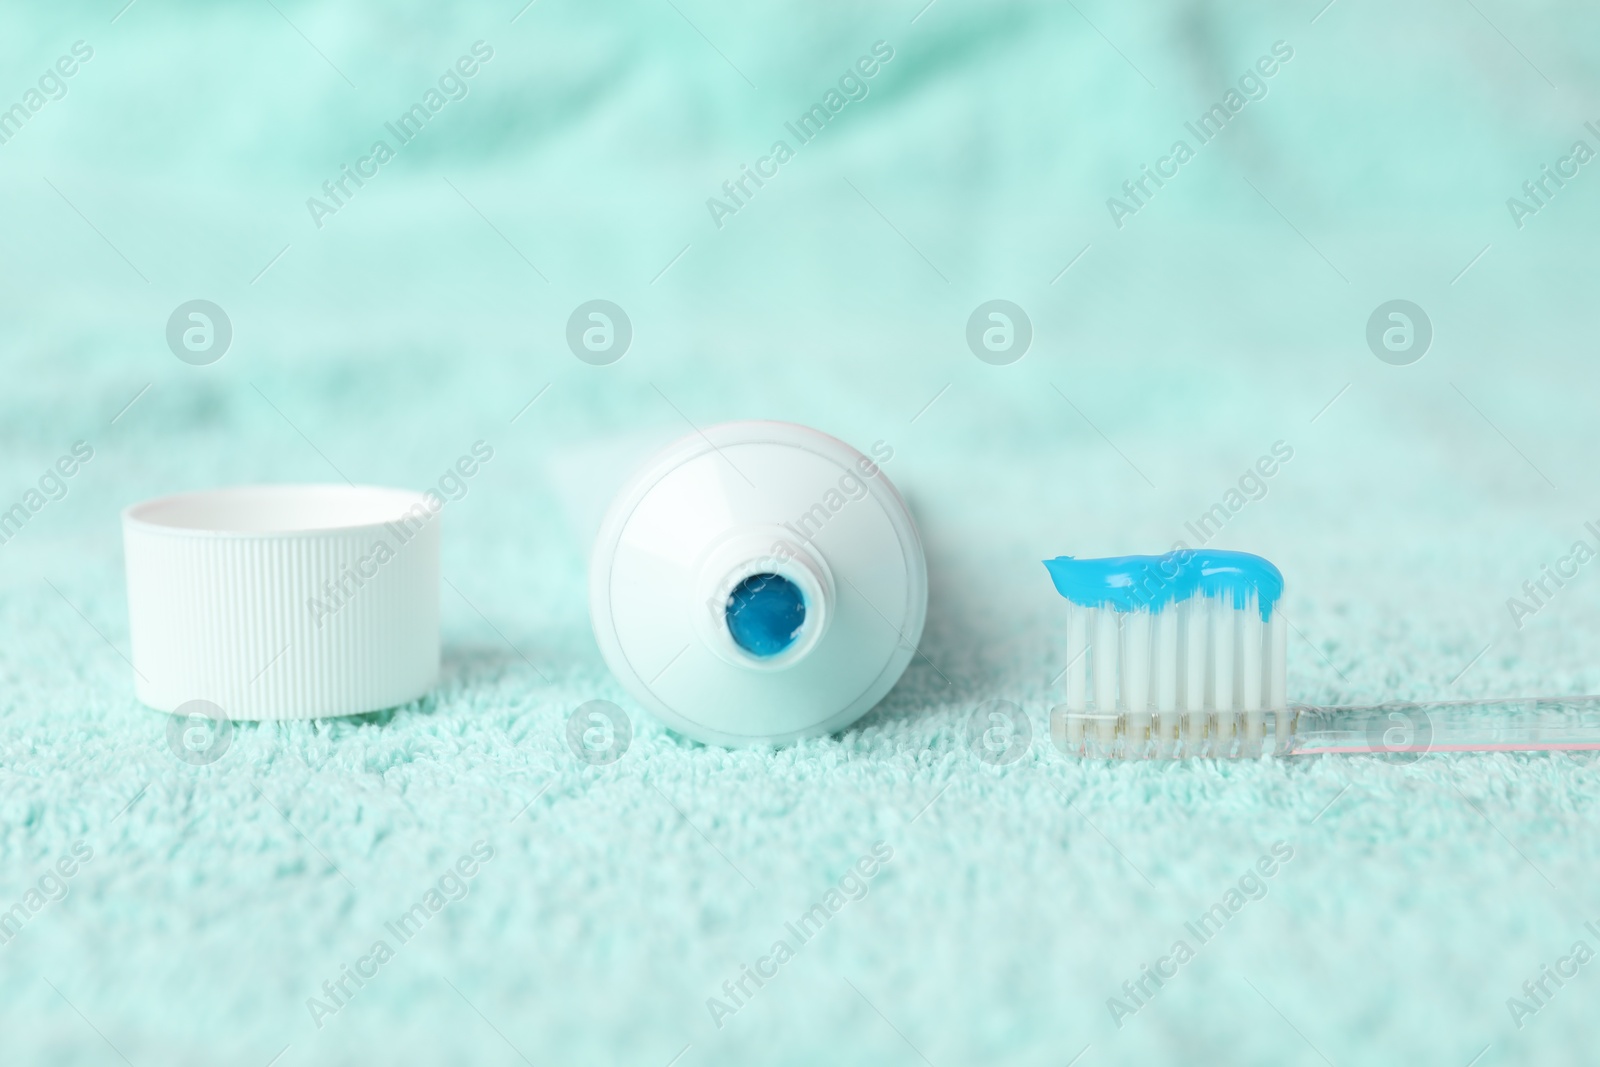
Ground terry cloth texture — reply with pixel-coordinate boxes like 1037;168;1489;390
3;1;1600;1064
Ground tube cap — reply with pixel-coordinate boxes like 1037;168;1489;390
122;485;440;721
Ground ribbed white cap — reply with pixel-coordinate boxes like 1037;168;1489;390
122;485;440;721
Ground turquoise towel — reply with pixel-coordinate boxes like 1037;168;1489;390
3;0;1599;1063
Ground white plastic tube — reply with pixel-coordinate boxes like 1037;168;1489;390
588;421;927;746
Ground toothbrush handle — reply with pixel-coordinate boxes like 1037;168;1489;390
1285;696;1600;757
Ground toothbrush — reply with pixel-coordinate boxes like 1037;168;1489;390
1043;551;1600;760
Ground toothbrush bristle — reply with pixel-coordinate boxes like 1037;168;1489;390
1043;551;1288;760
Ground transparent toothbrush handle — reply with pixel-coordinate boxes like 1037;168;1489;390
1285;696;1600;757
1049;697;1600;759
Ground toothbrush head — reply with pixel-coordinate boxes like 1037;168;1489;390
1043;550;1288;759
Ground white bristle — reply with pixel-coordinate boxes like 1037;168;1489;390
1182;599;1205;711
1065;606;1089;711
1155;608;1178;709
1122;611;1151;714
1121;611;1151;759
1241;601;1263;711
1093;608;1118;715
1154;608;1181;757
1057;592;1287;759
1212;598;1235;714
1269;611;1288;709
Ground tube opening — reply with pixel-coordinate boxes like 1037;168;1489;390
725;573;806;657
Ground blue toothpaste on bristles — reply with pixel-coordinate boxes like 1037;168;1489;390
1043;550;1288;759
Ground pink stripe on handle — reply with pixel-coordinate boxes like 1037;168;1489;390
1298;742;1600;754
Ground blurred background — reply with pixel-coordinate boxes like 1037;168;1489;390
2;1;1599;1064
